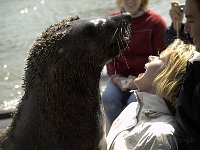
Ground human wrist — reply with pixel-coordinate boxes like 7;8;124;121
172;22;182;32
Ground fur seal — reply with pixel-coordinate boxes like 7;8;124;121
0;13;131;150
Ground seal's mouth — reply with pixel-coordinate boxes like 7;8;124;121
108;18;131;58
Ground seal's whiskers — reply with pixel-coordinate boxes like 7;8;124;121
116;22;131;69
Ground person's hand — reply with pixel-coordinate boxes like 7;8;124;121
170;2;184;32
111;75;137;91
126;75;137;90
111;75;128;91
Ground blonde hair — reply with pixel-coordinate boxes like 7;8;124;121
153;39;195;107
116;0;149;11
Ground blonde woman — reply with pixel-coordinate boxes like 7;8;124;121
102;0;167;130
106;39;198;150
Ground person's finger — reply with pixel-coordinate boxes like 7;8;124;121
172;5;184;16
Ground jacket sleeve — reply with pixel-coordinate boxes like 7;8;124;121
175;61;200;147
164;23;193;47
134;123;179;150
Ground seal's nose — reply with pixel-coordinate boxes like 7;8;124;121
122;12;132;22
109;12;131;24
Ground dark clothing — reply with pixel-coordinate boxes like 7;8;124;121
164;23;193;46
176;61;200;150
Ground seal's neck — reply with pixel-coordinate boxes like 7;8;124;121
2;66;105;149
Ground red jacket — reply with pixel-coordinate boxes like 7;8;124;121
107;9;167;77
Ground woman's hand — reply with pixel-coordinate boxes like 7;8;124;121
127;75;137;90
111;75;137;91
112;75;128;91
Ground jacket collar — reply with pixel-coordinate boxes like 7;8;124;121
136;92;171;118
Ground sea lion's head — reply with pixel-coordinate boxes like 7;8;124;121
66;13;131;66
24;13;131;90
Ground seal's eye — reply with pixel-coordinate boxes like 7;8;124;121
97;20;105;27
90;19;106;31
95;20;105;31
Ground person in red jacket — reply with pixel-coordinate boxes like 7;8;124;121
102;0;167;131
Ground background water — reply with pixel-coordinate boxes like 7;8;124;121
0;0;185;110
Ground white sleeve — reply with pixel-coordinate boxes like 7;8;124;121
134;123;179;150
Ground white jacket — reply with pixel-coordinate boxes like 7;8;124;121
107;91;179;150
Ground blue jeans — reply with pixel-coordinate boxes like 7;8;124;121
102;79;137;127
